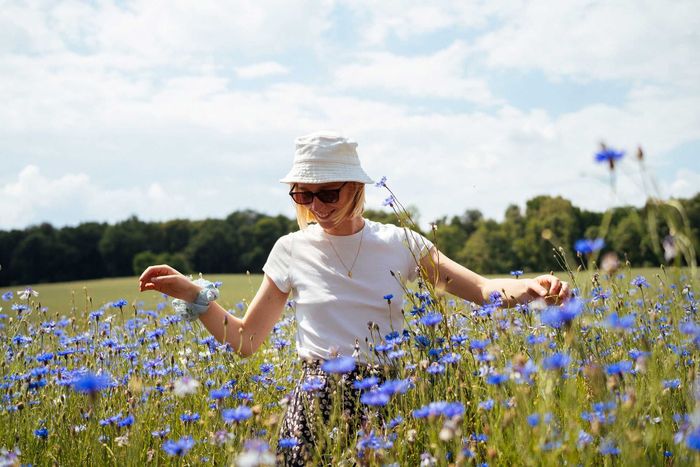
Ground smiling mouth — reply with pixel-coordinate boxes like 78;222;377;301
313;210;334;220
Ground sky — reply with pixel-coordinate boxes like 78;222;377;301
1;0;699;231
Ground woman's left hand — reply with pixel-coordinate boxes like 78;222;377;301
530;274;571;305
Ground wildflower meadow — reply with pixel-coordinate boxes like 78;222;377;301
1;146;699;466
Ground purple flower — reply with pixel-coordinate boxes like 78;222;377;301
510;270;524;278
1;291;12;301
222;406;253;423
382;195;395;207
321;356;356;374
374;176;387;188
162;436;195;456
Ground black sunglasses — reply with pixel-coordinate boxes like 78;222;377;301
289;182;348;205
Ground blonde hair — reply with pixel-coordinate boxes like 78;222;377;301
293;183;365;230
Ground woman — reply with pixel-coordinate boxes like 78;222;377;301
139;132;570;464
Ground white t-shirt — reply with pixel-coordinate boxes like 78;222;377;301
262;219;434;363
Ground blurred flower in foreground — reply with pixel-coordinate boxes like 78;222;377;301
321;356;356;374
173;377;200;397
595;145;625;170
72;372;112;395
18;287;39;300
574;238;605;255
236;439;275;467
162;436;194;457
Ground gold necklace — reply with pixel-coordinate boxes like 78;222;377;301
326;226;365;278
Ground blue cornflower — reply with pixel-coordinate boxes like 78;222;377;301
278;437;299;449
383;294;394;302
374;176;387;188
604;313;636;331
259;363;274;374
209;388;231;400
117;414;134;427
540;299;583;329
426;363;445;375
598;439;620;455
631;275;650;288
1;291;12;301
180;412;200;423
510;270;524;278
89;310;104;321
353;376;379;390
470;339;490;351
36;352;54;363
151;426;171;438
72;372;112;394
439;352;461;364
605;360;633;375
360;390;390;407
527;414;540;427
486;373;509;385
543;352;570;370
356;430;393;452
419;312;442;327
412;401;464;419
111;299;128;309
574;238;605;255
321;356;356;374
662;379;681;389
478;399;494;411
35;427;48;439
222;406;252;423
162;436;195;456
687;427;700;451
577;430;593;448
382;195;395;207
379;379;411;395
301;377;324;392
595;147;625;167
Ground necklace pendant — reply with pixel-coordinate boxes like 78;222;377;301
348;271;353;278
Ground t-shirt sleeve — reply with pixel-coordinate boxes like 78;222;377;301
262;234;292;294
402;228;435;282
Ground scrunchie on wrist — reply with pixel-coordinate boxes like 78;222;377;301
172;277;220;321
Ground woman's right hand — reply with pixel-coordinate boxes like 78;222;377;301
138;264;200;302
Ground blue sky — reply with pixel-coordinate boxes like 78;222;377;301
1;0;699;230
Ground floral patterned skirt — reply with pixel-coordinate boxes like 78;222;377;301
276;359;379;466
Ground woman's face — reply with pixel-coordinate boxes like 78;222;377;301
294;182;357;229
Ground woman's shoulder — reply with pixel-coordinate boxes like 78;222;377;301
365;219;411;240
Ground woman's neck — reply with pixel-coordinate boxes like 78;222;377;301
322;216;365;236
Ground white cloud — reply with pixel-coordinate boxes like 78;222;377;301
334;42;497;104
474;0;700;86
235;62;289;79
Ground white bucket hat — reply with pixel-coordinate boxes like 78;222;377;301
280;131;374;184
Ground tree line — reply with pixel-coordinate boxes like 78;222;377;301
1;193;698;286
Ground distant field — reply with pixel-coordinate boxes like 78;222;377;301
1;274;264;317
2;266;691;319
